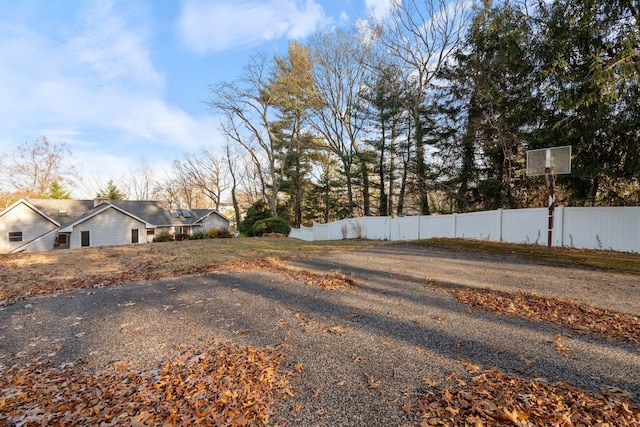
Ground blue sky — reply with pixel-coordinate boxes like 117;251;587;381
0;0;393;197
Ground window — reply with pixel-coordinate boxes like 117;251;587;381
147;228;155;235
58;210;68;216
81;231;90;247
170;210;180;218
181;210;192;218
58;235;68;245
175;226;184;234
9;232;22;242
131;229;139;244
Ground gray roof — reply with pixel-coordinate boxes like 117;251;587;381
25;199;229;228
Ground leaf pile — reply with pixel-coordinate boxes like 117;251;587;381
453;288;640;344
228;258;357;290
0;343;293;426
414;368;640;426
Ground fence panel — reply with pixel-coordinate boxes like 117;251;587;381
419;215;455;239
562;207;640;252
363;217;390;240
455;211;500;241
389;216;420;241
501;208;548;245
313;222;329;241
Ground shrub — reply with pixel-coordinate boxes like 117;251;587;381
238;200;271;236
252;217;291;237
188;231;205;240
203;228;232;239
153;229;174;242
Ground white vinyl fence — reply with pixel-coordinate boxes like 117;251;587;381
289;207;640;253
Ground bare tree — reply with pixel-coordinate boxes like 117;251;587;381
173;148;229;210
0;136;78;198
308;28;375;216
206;53;284;216
123;157;156;200
375;0;472;214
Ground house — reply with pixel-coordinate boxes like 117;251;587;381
0;198;231;254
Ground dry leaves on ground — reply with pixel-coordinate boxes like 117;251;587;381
0;342;293;426
452;287;640;345
227;258;356;290
0;257;355;307
413;368;640;426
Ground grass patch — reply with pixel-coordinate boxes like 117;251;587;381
0;237;385;292
413;238;640;277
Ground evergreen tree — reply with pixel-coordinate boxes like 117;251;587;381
97;180;127;200
41;178;71;199
537;0;640;205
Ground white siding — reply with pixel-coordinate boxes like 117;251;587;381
199;214;230;231
70;207;148;249
0;203;57;253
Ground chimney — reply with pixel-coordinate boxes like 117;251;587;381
94;197;110;207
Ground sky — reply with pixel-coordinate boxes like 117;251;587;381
0;0;394;198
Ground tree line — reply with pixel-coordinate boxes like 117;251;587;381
2;0;638;227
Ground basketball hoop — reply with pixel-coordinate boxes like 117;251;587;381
526;146;572;248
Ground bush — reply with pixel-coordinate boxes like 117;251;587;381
252;217;291;237
188;231;205;240
203;228;232;239
153;229;174;242
238;200;271;236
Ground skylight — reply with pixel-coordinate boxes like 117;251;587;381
182;210;192;218
170;210;180;218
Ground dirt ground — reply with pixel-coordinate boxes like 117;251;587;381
1;244;638;425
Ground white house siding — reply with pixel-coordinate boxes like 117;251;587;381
70;207;148;249
199;214;230;231
0;203;57;253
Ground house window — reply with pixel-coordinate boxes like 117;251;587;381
170;210;180;218
81;231;90;247
175;226;184;234
131;229;139;244
147;229;155;235
181;210;192;218
9;232;22;242
59;235;68;245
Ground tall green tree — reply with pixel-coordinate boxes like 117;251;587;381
42;178;71;199
361;63;408;216
268;42;321;227
97;179;127;200
537;0;640;205
431;1;543;211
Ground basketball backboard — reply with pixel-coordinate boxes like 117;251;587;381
526;146;572;176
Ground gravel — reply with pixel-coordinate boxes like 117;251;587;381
1;244;638;426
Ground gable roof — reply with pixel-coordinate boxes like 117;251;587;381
0;199;61;227
190;208;232;224
58;203;153;233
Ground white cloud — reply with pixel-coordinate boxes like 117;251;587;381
178;0;330;53
364;0;396;21
0;1;218;157
70;0;164;93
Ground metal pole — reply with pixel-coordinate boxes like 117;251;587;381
545;170;555;248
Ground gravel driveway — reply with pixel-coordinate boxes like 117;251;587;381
1;244;638;426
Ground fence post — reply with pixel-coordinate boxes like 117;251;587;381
452;213;457;238
554;206;564;248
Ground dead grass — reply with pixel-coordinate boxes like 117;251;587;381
0;238;383;304
413;238;640;277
